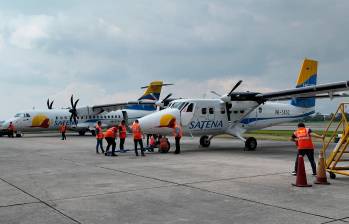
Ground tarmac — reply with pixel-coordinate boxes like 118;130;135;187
0;134;348;224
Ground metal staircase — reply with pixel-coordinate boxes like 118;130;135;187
322;103;349;179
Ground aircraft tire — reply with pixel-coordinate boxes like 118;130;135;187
90;130;96;136
16;133;22;138
200;136;211;147
245;137;257;151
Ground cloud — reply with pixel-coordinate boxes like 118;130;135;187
0;0;349;119
8;14;52;49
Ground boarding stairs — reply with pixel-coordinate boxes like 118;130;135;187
321;103;349;179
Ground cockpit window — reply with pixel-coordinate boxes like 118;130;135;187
26;113;31;117
14;113;24;118
186;103;194;112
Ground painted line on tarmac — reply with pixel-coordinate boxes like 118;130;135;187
0;177;82;224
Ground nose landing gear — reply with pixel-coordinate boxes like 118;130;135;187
245;137;257;151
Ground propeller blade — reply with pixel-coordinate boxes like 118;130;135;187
69;113;73;123
210;91;221;97
47;99;50;109
73;99;80;108
49;100;54;109
73;116;77;125
70;95;74;108
228;80;243;96
162;93;172;102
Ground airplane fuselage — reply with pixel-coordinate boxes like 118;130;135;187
139;98;314;137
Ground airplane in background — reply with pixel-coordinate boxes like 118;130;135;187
0;81;172;137
138;59;349;150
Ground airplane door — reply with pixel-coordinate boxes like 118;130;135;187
180;103;195;125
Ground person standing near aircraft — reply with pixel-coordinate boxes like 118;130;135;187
59;123;67;140
131;120;145;156
173;121;183;154
119;120;127;152
7;122;15;138
104;127;118;156
95;121;105;154
290;122;324;176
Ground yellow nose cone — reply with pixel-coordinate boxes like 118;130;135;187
159;114;176;128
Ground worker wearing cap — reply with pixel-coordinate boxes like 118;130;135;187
173;121;183;154
95;121;105;154
131;120;145;156
119;120;127;152
290;122;324;175
104;126;118;156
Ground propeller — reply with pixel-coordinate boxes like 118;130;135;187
156;93;173;110
47;99;54;110
228;80;243;96
69;95;80;125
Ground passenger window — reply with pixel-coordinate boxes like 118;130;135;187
64;116;67;119
209;108;214;114
240;110;244;114
93;116;96;119
108;116;110;119
89;116;92;119
233;111;238;114
202;108;207;115
187;103;194;112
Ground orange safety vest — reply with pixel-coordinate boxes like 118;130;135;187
59;125;66;133
104;127;117;138
8;124;15;131
173;123;183;138
95;125;104;139
294;127;314;150
119;125;127;139
150;136;156;146
131;123;142;140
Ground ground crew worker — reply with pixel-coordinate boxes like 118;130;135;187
59;123;67;140
7;122;15;138
290;122;324;175
95;121;104;154
131;120;145;156
104;126;118;156
119;120;127;152
173;121;183;154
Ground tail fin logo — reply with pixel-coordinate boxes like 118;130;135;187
291;59;318;108
138;81;164;101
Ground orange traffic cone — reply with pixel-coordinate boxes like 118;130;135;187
292;155;312;187
314;151;330;185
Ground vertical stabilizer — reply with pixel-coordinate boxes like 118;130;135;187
138;81;164;101
291;59;318;108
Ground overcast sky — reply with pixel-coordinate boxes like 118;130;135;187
0;0;349;119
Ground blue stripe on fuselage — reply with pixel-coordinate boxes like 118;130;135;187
240;111;315;124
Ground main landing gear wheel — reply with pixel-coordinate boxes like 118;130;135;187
329;172;336;179
245;137;257;151
90;130;96;136
200;136;211;147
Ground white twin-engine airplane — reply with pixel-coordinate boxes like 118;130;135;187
139;59;349;150
0;81;171;137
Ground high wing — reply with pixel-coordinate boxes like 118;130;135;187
256;81;349;102
269;93;349;101
91;101;156;113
